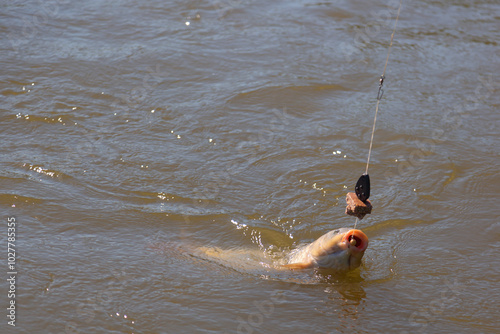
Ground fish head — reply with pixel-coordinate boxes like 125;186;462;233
307;228;369;271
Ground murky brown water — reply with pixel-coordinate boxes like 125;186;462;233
1;0;499;333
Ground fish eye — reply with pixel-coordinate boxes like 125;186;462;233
333;229;340;234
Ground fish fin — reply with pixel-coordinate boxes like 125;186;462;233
282;262;313;270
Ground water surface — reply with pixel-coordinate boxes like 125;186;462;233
1;0;499;333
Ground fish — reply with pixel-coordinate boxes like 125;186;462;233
148;228;368;275
283;228;369;271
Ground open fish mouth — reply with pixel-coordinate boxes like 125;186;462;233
342;229;369;253
341;229;369;270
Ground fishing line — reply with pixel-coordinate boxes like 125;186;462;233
353;0;402;230
365;0;402;175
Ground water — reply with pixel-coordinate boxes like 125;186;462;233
1;0;499;333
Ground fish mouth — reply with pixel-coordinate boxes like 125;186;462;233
342;229;369;252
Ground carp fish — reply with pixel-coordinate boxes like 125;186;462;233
150;228;369;274
283;228;369;271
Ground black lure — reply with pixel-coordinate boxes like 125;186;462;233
355;174;370;202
